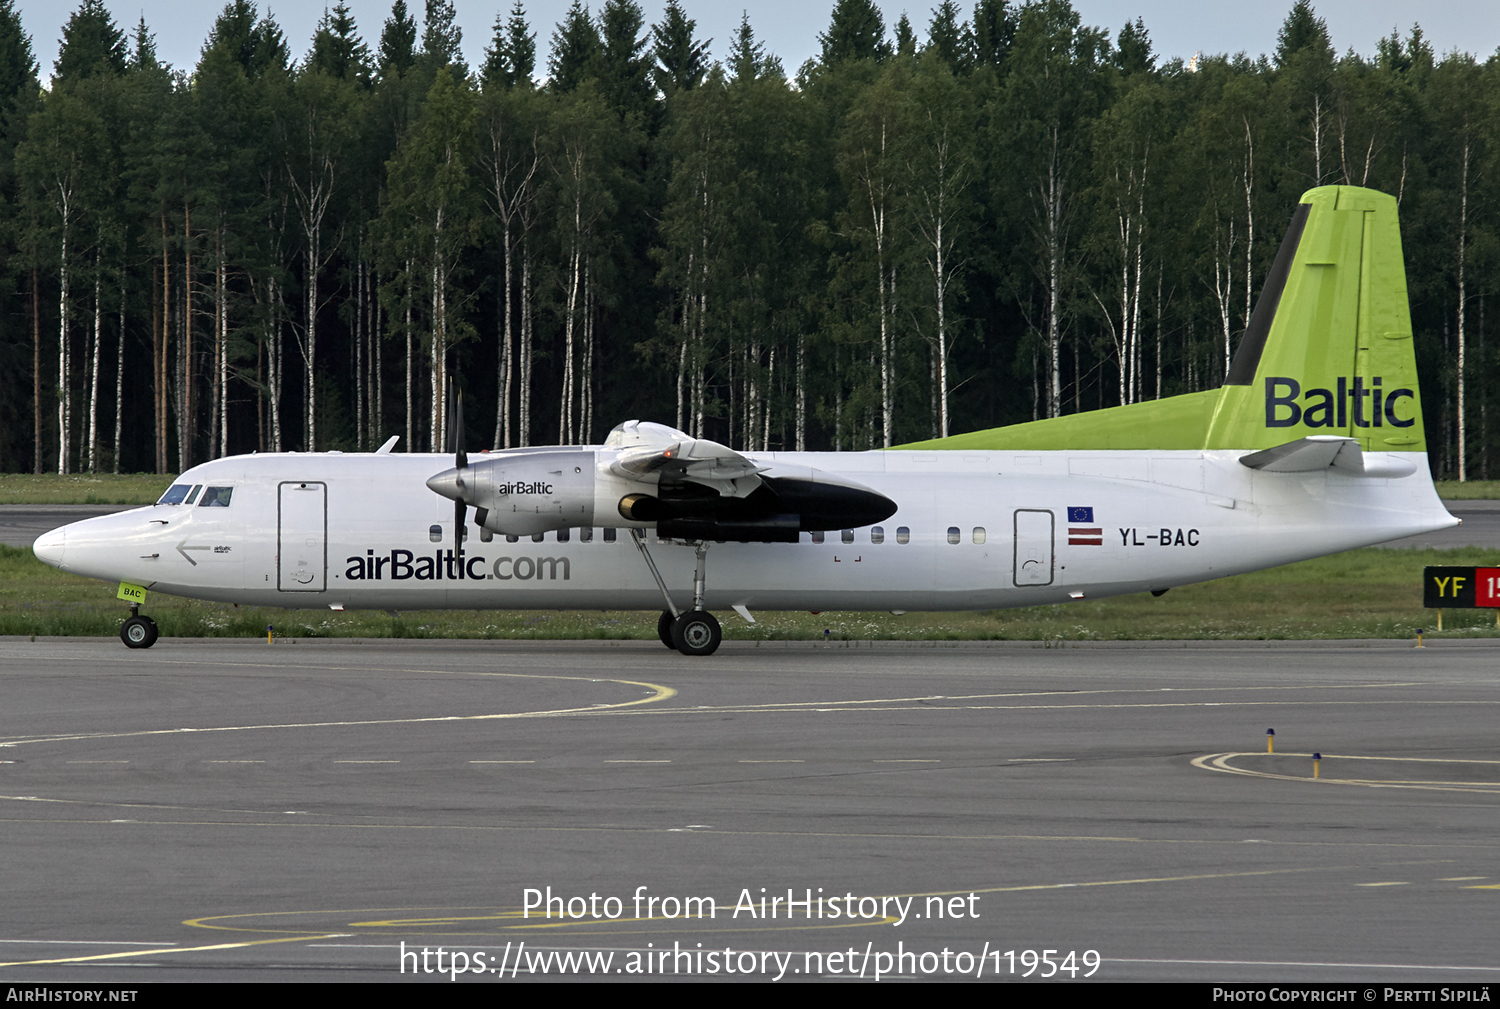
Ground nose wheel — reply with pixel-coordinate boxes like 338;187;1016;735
120;614;159;649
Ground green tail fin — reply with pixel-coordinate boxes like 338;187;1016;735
1203;186;1423;451
900;186;1424;453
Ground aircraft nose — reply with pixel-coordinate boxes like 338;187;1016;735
33;527;65;569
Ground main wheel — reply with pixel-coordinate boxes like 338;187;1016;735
671;610;722;657
120;615;159;649
657;610;677;648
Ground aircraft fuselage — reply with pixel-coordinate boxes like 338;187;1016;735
32;447;1454;614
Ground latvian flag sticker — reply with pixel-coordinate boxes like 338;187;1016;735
1067;506;1102;546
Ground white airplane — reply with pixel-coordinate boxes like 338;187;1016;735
33;186;1456;655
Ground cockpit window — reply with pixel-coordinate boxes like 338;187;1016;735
198;486;233;507
158;483;203;505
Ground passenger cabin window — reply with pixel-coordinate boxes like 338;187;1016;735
532;533;544;543
579;527;593;543
973;527;986;544
506;535;520;543
429;525;443;542
841;529;854;544
871;526;884;544
896;527;910;544
480;527;493;543
603;528;617;543
947;527;960;544
556;529;570;543
198;486;233;507
810;531;825;544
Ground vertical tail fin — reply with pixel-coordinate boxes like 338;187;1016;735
896;185;1424;454
1204;186;1424;451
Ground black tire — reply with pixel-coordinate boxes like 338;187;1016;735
657;610;677;648
121;615;159;649
671;610;721;657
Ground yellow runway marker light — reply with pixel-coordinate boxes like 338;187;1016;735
1415;628;1424;648
1267;728;1275;753
1313;752;1321;779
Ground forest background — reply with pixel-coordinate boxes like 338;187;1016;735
1;0;1495;482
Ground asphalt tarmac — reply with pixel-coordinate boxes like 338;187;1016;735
0;637;1497;984
0;505;132;548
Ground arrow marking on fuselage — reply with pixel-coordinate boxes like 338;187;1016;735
177;539;212;565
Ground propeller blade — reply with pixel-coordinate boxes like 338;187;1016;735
454;381;468;471
444;376;455;454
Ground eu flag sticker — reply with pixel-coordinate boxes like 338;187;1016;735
1067;506;1094;523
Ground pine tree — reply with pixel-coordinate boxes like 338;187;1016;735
126;17;159;73
378;0;417;77
419;0;466;79
0;0;36;99
548;1;599;92
818;0;891;66
971;0;1015;72
1274;0;1336;185
652;0;709;94
927;1;971;71
728;14;779;83
482;2;536;90
597;0;652;119
894;14;916;59
1274;0;1332;69
1115;17;1154;76
202;1;288;80
0;0;38;472
308;2;371;83
54;0;127;84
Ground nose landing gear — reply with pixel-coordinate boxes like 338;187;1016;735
120;604;159;649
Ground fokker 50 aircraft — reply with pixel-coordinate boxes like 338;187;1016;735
33;186;1456;655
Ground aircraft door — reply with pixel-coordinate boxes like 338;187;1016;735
278;481;327;592
1013;509;1054;587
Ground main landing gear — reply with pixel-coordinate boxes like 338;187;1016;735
670;609;722;656
634;531;723;657
120;604;159;649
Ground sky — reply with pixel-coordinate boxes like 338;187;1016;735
16;0;1500;81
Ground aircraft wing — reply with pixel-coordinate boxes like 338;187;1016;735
606;421;766;498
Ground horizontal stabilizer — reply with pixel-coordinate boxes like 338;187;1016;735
1239;436;1416;478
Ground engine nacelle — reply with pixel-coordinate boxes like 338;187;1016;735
426;430;898;542
431;450;596;536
